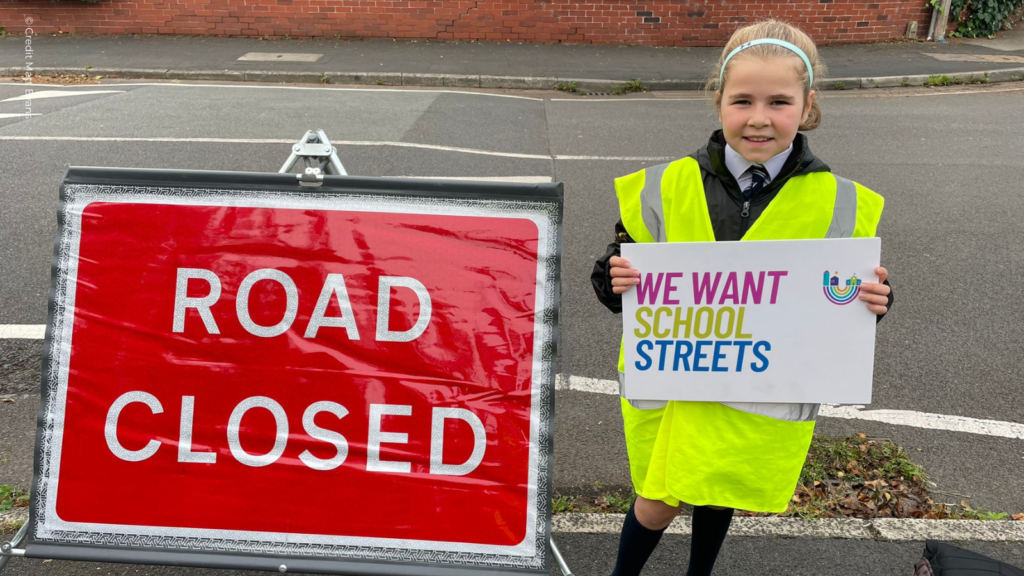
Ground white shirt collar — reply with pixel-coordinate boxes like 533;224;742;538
724;142;794;184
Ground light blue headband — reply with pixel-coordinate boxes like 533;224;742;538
719;38;814;85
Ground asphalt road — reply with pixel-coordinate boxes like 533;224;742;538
1;79;1023;575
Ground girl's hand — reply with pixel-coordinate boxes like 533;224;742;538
859;267;890;315
610;255;641;294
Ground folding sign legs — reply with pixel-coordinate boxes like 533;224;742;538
0;519;29;572
549;537;575;576
279;129;348;183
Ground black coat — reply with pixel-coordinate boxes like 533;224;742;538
591;130;893;316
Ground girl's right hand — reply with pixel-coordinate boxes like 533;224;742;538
609;255;641;294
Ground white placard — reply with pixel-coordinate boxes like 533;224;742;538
621;238;881;404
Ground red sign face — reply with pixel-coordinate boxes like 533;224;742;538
47;196;547;549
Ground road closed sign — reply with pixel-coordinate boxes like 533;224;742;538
29;167;562;576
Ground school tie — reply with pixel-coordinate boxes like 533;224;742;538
743;165;769;200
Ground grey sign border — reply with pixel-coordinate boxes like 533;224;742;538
29;166;563;576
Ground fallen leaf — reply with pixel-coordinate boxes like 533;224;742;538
2;398;13;403
856;433;866;439
1012;513;1024;521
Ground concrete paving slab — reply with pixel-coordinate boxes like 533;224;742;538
237;52;323;62
959;27;1024;52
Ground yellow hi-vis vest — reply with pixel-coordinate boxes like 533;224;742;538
613;156;884;513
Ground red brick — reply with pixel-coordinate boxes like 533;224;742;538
0;0;918;45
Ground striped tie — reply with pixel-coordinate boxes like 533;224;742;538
743;165;768;200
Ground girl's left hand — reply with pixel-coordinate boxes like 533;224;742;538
859;267;890;315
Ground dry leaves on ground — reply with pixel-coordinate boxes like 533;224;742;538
7;73;102;85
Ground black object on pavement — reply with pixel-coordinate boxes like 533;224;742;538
913;540;1024;575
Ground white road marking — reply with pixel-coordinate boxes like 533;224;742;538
396;176;552;183
0;136;550;160
0;325;45;339
553;513;1024;541
555;375;1024;440
0;90;124;103
819;404;1024;440
1;330;1015;439
320;140;552;160
0;82;544;102
0;82;1021;100
0;136;672;162
0;113;42;119
550;97;704;102
554;155;674;161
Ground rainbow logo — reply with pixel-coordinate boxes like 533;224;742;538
823;270;861;305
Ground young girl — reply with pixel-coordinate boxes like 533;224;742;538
591;20;894;576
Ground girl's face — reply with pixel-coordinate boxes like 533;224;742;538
717;55;815;164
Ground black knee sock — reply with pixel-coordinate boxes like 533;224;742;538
685;506;734;576
610;502;668;576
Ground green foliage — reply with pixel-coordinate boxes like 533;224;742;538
930;0;1024;38
612;78;648;95
551;494;575;514
0;27;6;37
625;78;647;92
605;491;637;513
927;74;952;86
798;436;926;488
555;81;578;93
955;501;1010;520
320;72;331;84
0;485;29;512
834;81;846;90
550;488;636;514
975;510;1010;520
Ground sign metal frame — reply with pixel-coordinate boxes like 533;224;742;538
23;165;563;576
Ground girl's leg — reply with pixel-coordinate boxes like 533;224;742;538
610;496;681;576
684;506;734;576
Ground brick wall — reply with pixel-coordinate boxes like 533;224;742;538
2;1;933;46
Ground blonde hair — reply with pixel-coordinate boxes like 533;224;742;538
706;20;827;131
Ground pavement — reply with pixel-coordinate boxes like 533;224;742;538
2;31;1024;576
1;28;1024;91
